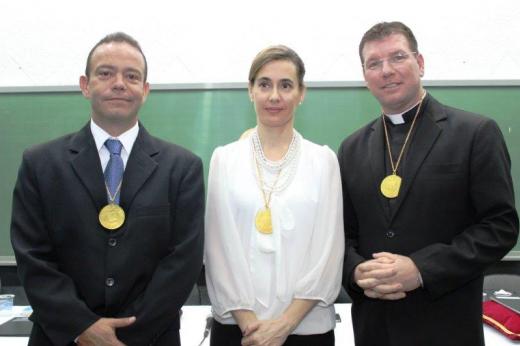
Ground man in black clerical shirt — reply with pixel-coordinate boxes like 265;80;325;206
338;21;518;346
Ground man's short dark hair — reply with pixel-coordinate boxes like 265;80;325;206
359;21;418;64
85;32;148;82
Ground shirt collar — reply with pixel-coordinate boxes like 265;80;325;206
384;93;429;125
90;120;139;154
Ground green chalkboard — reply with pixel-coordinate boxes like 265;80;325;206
1;86;519;259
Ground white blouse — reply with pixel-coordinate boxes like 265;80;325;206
204;134;345;335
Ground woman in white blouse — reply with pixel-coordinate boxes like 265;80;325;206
205;45;344;346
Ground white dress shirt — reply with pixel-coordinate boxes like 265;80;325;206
204;134;345;335
90;119;139;171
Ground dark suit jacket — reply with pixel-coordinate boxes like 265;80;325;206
11;122;205;346
338;95;518;346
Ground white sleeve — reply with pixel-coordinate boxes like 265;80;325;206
204;147;256;318
293;146;345;306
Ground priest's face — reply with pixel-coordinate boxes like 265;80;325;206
362;33;424;114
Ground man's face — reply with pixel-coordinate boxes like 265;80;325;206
362;33;424;114
80;42;149;128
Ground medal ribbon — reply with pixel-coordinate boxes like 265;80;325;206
105;182;122;204
381;92;426;177
254;155;282;212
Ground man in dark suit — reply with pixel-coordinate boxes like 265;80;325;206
10;32;204;346
338;22;518;346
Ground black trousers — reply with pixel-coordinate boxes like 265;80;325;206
210;320;335;346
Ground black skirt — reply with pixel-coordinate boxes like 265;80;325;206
210;320;335;346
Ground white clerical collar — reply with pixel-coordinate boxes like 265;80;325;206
384;93;427;125
385;113;406;125
385;102;418;124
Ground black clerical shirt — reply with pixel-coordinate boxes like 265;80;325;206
383;95;430;215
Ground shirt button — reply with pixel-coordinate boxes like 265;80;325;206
386;230;395;238
106;278;115;287
108;238;117;247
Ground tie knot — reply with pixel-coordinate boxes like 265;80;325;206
105;139;123;155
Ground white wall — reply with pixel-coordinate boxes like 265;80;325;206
1;0;519;87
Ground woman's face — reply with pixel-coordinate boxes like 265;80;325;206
249;60;305;130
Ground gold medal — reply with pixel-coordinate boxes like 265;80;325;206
255;208;273;234
380;174;402;198
99;204;125;230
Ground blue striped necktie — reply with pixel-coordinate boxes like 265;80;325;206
104;139;124;204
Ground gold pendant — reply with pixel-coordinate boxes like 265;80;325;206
380;174;402;199
99;204;126;230
255;208;273;234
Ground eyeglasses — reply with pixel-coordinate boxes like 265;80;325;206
363;52;418;71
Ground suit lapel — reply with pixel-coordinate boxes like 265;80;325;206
368;117;391;221
120;125;158;210
389;96;446;222
69;123;107;211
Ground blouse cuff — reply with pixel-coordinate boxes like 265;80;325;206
293;293;335;307
216;304;255;319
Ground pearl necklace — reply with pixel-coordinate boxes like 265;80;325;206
251;128;301;193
